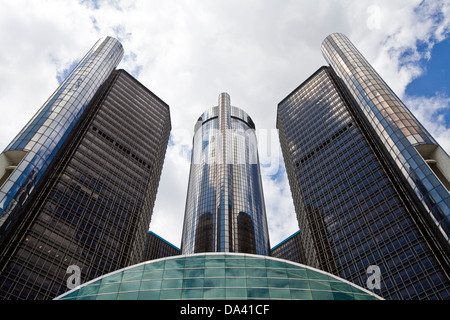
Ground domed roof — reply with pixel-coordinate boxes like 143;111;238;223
55;253;382;300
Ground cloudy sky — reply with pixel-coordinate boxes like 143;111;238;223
0;0;449;248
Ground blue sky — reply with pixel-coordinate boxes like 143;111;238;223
406;38;450;124
0;0;449;247
406;37;450;97
407;42;450;96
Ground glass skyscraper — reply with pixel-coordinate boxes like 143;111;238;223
53;91;383;303
0;38;171;299
181;93;270;256
322;33;450;241
277;33;450;300
0;37;123;240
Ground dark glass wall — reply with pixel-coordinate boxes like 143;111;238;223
181;93;270;255
277;65;450;299
0;69;171;299
143;231;180;261
270;231;306;265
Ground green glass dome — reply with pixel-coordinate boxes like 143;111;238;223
55;253;382;300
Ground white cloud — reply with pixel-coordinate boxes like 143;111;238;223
263;168;298;247
0;0;449;249
148;132;192;247
0;0;99;148
349;0;450;99
404;94;450;152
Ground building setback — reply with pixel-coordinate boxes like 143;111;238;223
0;38;171;299
181;93;271;255
277;33;450;300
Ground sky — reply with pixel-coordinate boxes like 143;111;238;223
0;0;449;249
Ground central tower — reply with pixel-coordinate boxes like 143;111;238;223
181;93;270;255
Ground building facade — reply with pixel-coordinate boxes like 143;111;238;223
277;33;450;300
0;39;171;299
143;231;180;261
181;93;270;256
270;230;306;265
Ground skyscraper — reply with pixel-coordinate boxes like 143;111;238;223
181;93;270;255
0;37;123;241
53;92;382;302
0;38;171;299
277;33;450;300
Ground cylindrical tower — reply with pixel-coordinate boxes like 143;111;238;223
0;36;124;237
322;33;450;243
181;93;270;255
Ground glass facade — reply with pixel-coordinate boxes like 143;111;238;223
181;93;270;255
0;37;124;241
271;230;306;265
0;65;171;299
54;253;382;300
277;59;450;299
322;33;450;243
143;231;180;261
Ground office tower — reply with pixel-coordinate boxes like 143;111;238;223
270;230;306;265
53;92;382;302
0;38;171;299
181;93;270;255
143;231;180;261
0;37;123;241
277;33;450;300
